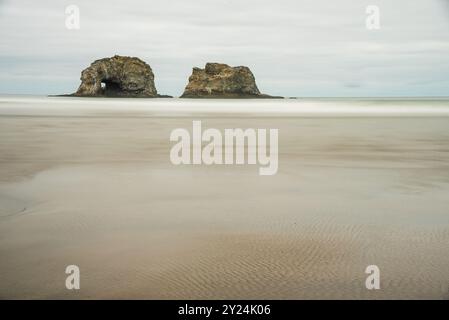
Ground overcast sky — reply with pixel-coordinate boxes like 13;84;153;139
0;0;448;97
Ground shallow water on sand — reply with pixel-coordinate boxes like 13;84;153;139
1;96;449;299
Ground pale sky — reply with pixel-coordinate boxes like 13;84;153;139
0;0;449;97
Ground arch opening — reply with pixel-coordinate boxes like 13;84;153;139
101;80;122;96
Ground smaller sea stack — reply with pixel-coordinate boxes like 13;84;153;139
180;63;281;98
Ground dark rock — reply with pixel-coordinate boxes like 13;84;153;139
73;55;166;97
180;63;281;98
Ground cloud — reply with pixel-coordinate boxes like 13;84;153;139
0;0;448;96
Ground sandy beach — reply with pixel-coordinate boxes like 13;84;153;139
1;96;449;299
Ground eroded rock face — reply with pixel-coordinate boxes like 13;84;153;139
74;55;159;97
181;63;278;98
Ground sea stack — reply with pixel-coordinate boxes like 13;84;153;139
73;55;164;97
180;63;280;98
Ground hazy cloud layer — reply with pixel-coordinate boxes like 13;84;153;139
0;0;448;96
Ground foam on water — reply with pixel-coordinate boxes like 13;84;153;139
1;95;449;117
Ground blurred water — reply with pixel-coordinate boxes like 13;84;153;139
1;95;449;117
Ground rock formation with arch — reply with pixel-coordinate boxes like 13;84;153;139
74;55;160;97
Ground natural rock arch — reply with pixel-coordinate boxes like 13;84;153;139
74;55;159;97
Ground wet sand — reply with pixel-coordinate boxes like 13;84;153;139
1;97;449;299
